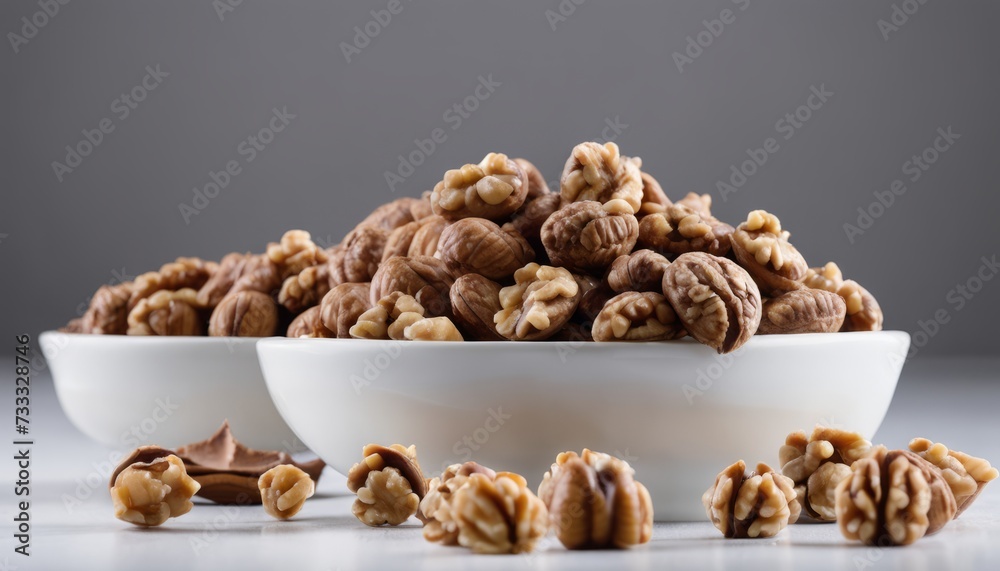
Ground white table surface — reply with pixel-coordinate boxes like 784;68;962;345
3;356;999;570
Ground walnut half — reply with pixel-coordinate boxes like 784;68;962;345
591;291;685;342
495;263;580;340
258;464;315;520
346;444;427;527
541;199;639;274
702;460;798;538
420;462;498;545
110;454;201;527
778;426;872;521
908;437;998;517
452;472;549;554
758;288;846;335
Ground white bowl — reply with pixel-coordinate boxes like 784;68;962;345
258;331;909;521
40;331;301;451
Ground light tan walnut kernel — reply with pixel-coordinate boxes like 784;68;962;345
515;158;551;199
607;250;671;293
127;288;203;336
730;210;808;295
350;292;426;340
266;229;329;279
908;438;998;517
837;280;884;332
369;256;455;318
804;262;844;293
403;316;464;341
836;447;957;546
538;449;653;550
702;460;798;538
674;192;714;218
407;215;448;258
278;263;332;313
347;444;427;527
541;200;639;273
592;291;685;342
779;426;872;521
637;204;734;258
319;282;372;337
495;263;581;340
450;274;504;340
661;252;762;354
82;282;134;334
560;142;643;212
431;153;529;221
208;291;279;337
638;171;671;216
421;462;497;545
452;472;549;554
286;306;335;338
111;454;200;527
758;288;846;335
130;257;217;309
258;464;315;520
437;218;535;280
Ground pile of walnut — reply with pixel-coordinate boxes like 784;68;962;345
64;142;882;352
346;444;652;554
703;426;997;546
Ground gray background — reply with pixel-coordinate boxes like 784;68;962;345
1;0;998;356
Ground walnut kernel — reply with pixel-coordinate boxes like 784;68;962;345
208;291;279;337
560;142;643;212
779;426;872;521
420;462;497;545
111;454;200;527
258;464;315;520
127;288;204;336
908;437;998;517
437;218;534;280
730;210;808;295
702;460;798;538
758;288;847;335
495;263;580;340
431;153;528;221
347;444;426;526
452;472;549;554
541;199;639;273
592;291;685;342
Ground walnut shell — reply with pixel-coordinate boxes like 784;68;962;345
537;449;653;549
592;291;685;342
358;197;422;231
495;263;580;340
438;218;535;280
319;282;372;338
637;171;671;216
703;461;798;538
730;210;808;295
515;158;551;199
126;289;204;336
607;250;671;293
908;438;998;517
450;274;505;341
370;256;455;318
286;306;335;338
421;462;498;545
278;264;332;313
331;224;389;284
129;257;217;310
541;200;639;273
758;288;846;335
208;291;279;337
431;153;528;221
560;142;643;213
347;444;427;526
779;426;872;521
637;204;734;258
662;252;762;354
837;280;884;332
452;472;548;554
836;447;958;546
82;282;134;334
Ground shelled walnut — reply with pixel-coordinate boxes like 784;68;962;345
437;218;535;280
637;204;734;258
837;280;883;332
258;464;315;520
227;254;283;298
350;292;426;340
452;472;549;554
407;215;448;258
382;220;423;262
450;274;504;340
319;282;372;337
537;449;653;549
730;210;808;295
402;316;464;341
637;171;671;216
758;288;846;335
495;263;581;340
661;252;762;353
431;153;529;221
674;192;714;218
369;256;455;318
208;290;279;337
515;157;551;199
908;438;998;517
278;264;331;313
779;426;872;521
592;291;685;342
358;197;424;232
331;224;389;284
510;192;561;249
346;444;427;527
127;288;204;336
286;306;335;338
607;250;671;293
541;199;639;273
836;447;957;546
129;257;217;309
82;282;134;334
110;452;201;527
266;229;329;280
196;252;255;308
703;460;799;538
560;141;643;213
803;262;844;293
421;462;497;545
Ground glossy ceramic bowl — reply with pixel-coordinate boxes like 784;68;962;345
258;331;910;520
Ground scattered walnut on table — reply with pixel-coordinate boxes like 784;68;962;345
129;257;217;310
421;462;498;545
837;280;884;332
110;453;201;527
81;282;134;334
369;256;455;318
286;306;335;338
126;288;204;336
607;250;671;293
758;288;846;335
208;290;279;337
537;449;653;549
730;210;808;295
836;447;957;546
437;218;535;280
495;263;581;340
703;460;799;538
592;291;685;342
779;426;872;521
637;171;671;216
258;464;316;520
908;437;998;517
560;141;643;213
347;444;427;527
452;472;549;554
278;263;332;313
637;204;734;258
541;199;639;274
319;282;372;338
661;252;762;353
449;274;504;340
431;153;529;222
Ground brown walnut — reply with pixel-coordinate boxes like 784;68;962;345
837;280;884;332
369;256;455;318
346;444;427;527
637;204;734;258
779;426;872;521
431;153;529;221
592;291;685;342
908;437;998;517
541;199;639;273
452;472;549;554
730;210;808;295
607;250;671;293
702;460;799;538
420;462;497;545
495;263;580;340
450;274;505;340
437;218;535;280
208;291;279;337
758;288;846;335
286;306;335;338
560;141;643;213
319;282;372;338
82;282;135;334
126;289;204;336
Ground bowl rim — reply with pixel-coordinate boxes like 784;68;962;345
39;330;264;346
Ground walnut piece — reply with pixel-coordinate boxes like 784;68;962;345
350;292;425;340
702;460;798;538
286;306;335;338
130;257;217;309
228;254;284;298
837;280;884;332
347;444;427;527
574;273;615;323
560;142;643;213
278;263;331;313
537;449;653;549
730;210;808;295
804;262;844;293
370;256;455;317
452;472;549;554
82;282;134;334
208;290;279;337
407;215;448;258
661;252;762;353
319;282;372;338
637;204;734;258
404;317;464;341
331;224;389;284
779;426;872;521
495;263;580;340
421;462;497;545
510;192;561;249
266;229;329;280
359;197;422;231
111;454;200;527
592;291;685;342
450;274;504;340
637;171;671;216
758;288;846;335
127;288;204;336
515;157;551;199
836;447;957;546
382;220;423;262
431;153;528;221
258;464;315;520
908;438;998;517
196;252;254;308
437;218;535;280
607;250;671;293
541;199;639;273
674;192;714;218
